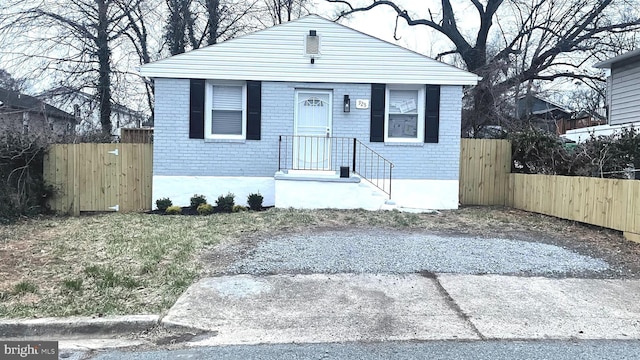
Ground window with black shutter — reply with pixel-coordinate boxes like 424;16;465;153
189;79;262;140
369;83;440;143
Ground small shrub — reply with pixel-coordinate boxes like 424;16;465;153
215;193;235;213
190;194;207;209
232;205;247;213
197;203;214;215
247;192;264;211
165;205;182;215
13;281;37;295
0;132;50;222
156;198;173;212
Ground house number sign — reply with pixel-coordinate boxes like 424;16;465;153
355;99;370;109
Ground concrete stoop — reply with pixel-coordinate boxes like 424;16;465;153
274;171;393;210
273;170;440;212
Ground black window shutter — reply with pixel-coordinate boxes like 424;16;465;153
189;79;205;139
370;83;386;142
424;85;440;143
246;81;262;140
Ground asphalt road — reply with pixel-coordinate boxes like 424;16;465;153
79;340;640;360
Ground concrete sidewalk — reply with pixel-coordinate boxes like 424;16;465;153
162;274;640;346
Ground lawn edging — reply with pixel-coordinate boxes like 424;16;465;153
0;314;160;338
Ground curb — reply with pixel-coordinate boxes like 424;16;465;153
160;318;210;334
0;315;160;338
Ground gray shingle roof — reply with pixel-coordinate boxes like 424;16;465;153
0;87;74;120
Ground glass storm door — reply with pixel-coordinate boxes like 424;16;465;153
294;90;332;170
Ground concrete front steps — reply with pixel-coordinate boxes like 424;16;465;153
274;170;394;210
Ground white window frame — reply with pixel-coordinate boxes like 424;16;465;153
204;80;246;140
384;85;425;143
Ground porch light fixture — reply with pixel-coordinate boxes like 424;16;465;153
343;95;351;112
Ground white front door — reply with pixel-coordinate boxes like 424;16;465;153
294;90;332;170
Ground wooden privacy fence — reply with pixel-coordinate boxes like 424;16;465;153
459;139;511;205
121;128;153;143
44;143;153;215
459;138;640;240
509;174;640;236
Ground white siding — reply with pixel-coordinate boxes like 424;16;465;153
610;60;640;125
141;15;479;86
606;75;612;115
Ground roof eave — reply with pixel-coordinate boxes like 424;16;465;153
594;49;640;69
140;70;480;86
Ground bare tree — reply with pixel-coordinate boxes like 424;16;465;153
165;0;193;55
0;0;148;136
164;0;259;55
327;0;640;136
0;0;315;132
117;0;161;119
557;81;606;115
0;69;24;92
202;0;259;46
259;0;312;26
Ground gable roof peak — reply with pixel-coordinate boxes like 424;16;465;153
141;14;480;85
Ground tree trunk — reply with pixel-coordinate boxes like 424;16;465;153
206;0;220;45
97;0;112;136
462;47;494;137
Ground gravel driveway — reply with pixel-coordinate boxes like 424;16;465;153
222;229;610;277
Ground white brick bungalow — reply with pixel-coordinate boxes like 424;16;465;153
140;15;480;210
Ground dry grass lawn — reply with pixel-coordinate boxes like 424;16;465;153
0;207;635;319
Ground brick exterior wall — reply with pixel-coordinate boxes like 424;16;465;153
0;110;73;138
153;78;461;181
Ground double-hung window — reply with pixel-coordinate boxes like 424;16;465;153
385;86;425;143
205;81;246;139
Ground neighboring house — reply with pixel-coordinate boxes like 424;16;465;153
39;87;148;137
564;50;640;142
140;15;480;210
558;109;607;135
517;95;572;134
0;87;75;137
595;49;640;126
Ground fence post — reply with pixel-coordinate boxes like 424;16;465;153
72;144;80;216
352;138;357;173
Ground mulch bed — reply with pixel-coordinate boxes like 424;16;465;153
148;206;271;215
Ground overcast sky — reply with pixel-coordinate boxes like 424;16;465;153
313;0;457;59
316;0;501;64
